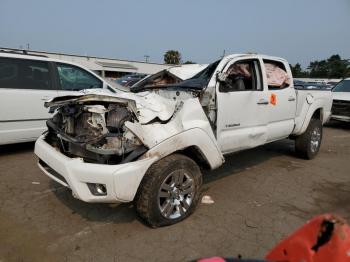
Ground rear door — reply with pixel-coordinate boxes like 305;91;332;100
262;59;297;142
0;57;58;144
216;58;269;153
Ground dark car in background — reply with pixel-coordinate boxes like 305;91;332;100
115;73;148;87
294;80;331;90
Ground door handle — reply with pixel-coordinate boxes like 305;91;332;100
288;97;296;102
257;99;269;105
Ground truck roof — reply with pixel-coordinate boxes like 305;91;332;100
223;53;288;64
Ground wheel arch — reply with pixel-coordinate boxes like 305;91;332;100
311;108;323;121
294;103;324;136
140;128;224;170
176;145;212;170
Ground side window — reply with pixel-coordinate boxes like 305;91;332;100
0;57;53;90
219;59;262;92
56;63;103;91
263;60;291;90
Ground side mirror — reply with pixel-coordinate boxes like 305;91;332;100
216;72;228;82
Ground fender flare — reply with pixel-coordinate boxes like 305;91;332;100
294;101;324;136
141;127;224;170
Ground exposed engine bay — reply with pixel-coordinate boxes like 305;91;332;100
46;101;146;164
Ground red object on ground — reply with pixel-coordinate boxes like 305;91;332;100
197;257;226;262
265;214;350;262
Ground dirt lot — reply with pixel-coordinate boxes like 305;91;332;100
0;122;349;262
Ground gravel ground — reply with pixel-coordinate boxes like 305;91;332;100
0;122;349;262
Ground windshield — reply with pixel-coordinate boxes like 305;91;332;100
333;80;350;92
190;59;221;82
166;59;221;90
131;60;221;92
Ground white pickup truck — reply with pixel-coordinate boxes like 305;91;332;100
35;54;332;227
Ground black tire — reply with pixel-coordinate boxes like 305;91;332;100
134;154;202;227
295;119;323;159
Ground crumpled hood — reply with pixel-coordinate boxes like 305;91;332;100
45;89;177;124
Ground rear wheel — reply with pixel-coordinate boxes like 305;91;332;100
134;154;202;227
295;119;323;159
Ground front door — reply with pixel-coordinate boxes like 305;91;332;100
216;58;269;154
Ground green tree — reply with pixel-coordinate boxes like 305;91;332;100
183;60;195;64
308;60;328;78
164;50;182;64
307;54;349;78
290;63;309;77
327;55;349;78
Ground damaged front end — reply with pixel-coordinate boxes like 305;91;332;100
42;77;221;168
44;94;151;165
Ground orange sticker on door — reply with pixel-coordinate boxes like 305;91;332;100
270;93;277;105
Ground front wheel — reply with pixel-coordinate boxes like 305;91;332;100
295;119;323;159
134;154;202;227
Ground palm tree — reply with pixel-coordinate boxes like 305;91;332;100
164;50;182;65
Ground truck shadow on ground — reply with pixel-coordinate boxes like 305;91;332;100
50;181;140;226
0;142;34;157
203;139;295;184
324;120;350;130
51;139;296;226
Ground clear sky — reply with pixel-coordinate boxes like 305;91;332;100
1;0;349;67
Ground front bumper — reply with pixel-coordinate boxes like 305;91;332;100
34;135;156;203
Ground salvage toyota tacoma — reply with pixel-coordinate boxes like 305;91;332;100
35;54;332;227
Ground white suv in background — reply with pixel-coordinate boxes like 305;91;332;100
0;50;117;145
331;78;350;122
